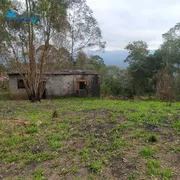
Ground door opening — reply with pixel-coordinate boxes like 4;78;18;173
42;89;46;99
79;82;87;89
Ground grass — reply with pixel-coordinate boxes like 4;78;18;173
89;162;102;173
26;125;39;133
146;134;158;143
0;98;179;179
140;147;156;158
33;168;45;180
0;91;10;100
172;120;180;133
146;160;173;179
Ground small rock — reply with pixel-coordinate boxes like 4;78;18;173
102;133;108;138
122;158;127;163
36;121;42;126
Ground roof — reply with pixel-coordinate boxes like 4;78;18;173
8;70;100;76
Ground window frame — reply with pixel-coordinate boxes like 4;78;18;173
77;79;87;90
17;79;25;89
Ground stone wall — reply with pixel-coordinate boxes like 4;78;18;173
8;74;100;99
9;75;28;99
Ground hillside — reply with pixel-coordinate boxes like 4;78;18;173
0;98;179;179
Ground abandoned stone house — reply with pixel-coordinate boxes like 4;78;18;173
8;70;100;99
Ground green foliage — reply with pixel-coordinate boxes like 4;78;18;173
79;148;90;161
59;123;70;129
112;138;127;148
0;92;10;100
125;41;149;64
89;55;105;71
134;130;144;138
146;160;172;179
140;147;155;158
169;147;180;153
127;172;137;180
172;120;180;133
27;125;39;133
146;134;158;143
156;67;175;102
101;66;134;97
89;162;102;173
50;141;61;150
0;99;179;179
33;168;45;180
52;110;58;118
7;136;21;146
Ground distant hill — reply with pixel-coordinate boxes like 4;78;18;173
88;50;129;69
88;50;156;69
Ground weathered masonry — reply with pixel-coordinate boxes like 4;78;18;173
8;70;100;99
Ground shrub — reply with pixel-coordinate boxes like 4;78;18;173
140;147;155;158
89;162;102;173
52;110;58;118
156;67;175;103
146;134;157;143
27;125;38;133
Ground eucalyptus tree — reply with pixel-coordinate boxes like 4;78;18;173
0;0;104;102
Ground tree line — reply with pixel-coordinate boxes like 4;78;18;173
96;24;180;101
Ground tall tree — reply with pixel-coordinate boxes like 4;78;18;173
124;41;150;95
0;0;104;102
162;23;180;73
76;51;90;69
124;41;149;64
67;0;105;61
89;55;105;71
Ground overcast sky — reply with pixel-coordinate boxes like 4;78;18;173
87;0;180;51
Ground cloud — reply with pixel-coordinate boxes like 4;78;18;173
87;0;180;50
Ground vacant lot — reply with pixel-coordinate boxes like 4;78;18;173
0;98;180;180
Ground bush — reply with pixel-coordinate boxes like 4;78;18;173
52;110;58;118
146;134;157;143
156;67;175;102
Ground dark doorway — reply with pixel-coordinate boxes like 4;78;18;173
79;82;86;89
42;89;46;99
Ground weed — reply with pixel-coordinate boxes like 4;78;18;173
33;168;44;180
134;130;144;138
146;134;158;143
112;138;127;148
69;165;79;173
50;141;61;150
172;121;180;133
127;172;137;180
74;119;81;123
146;160;172;179
169;147;180;153
140;147;155;158
79;148;90;161
161;169;172;179
7;136;21;146
27;125;38;133
89;162;102;173
147;160;160;175
52;110;58;118
59;123;70;129
24;152;55;165
48;134;63;141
